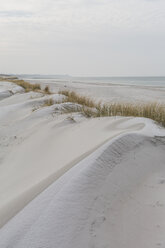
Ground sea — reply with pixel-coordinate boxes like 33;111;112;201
19;75;165;87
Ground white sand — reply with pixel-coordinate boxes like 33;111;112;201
0;81;24;101
0;129;165;248
0;80;165;247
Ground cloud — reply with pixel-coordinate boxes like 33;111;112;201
0;10;33;18
0;0;165;75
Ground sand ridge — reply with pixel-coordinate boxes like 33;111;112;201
0;133;165;247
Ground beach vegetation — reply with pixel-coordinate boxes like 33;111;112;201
44;86;51;94
59;90;165;127
43;98;54;106
14;80;41;92
59;90;95;108
0;77;41;92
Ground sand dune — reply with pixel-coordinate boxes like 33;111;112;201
0;80;165;247
0;81;24;101
0;108;148;227
0;131;165;248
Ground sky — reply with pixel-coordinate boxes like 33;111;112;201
0;0;165;76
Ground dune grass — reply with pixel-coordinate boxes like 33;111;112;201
96;102;165;126
43;98;54;106
13;79;41;92
0;77;53;95
59;90;96;108
1;76;165;127
0;77;41;92
44;86;51;94
59;90;165;127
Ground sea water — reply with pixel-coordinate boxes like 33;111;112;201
21;75;165;87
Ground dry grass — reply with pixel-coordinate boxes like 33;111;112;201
13;80;41;92
59;90;165;127
0;77;41;92
96;102;165;126
44;86;51;94
43;98;54;106
0;77;53;94
59;90;96;108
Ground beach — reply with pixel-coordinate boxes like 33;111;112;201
0;77;165;247
26;77;165;104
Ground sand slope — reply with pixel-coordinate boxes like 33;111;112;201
0;132;165;248
0;111;147;227
0;81;151;228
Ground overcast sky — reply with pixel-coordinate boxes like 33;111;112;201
0;0;165;76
